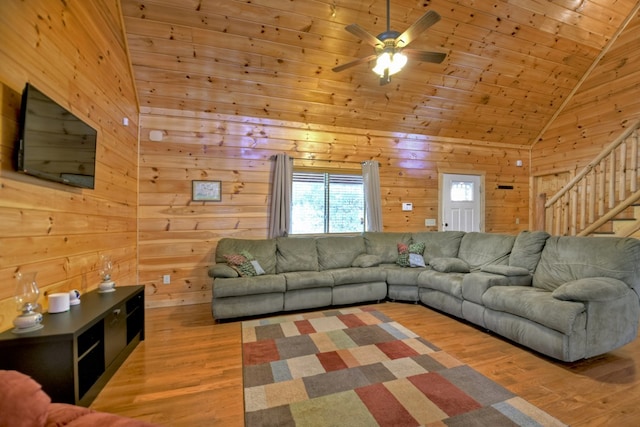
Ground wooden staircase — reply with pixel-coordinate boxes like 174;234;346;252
536;121;640;238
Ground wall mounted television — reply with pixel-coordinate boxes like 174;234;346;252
16;83;97;189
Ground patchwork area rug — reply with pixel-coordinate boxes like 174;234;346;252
242;307;567;427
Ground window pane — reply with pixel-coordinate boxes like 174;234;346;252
451;181;474;202
328;175;364;233
291;175;325;234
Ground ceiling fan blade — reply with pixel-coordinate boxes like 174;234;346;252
403;49;447;64
345;23;384;48
395;10;441;48
332;54;378;73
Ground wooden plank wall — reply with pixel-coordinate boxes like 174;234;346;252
531;10;640;188
0;0;139;331
139;110;529;307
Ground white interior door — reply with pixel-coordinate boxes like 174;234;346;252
441;173;482;231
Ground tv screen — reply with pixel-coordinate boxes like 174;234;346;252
17;83;97;189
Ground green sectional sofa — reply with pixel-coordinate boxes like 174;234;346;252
209;231;640;362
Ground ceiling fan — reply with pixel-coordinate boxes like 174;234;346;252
332;0;446;85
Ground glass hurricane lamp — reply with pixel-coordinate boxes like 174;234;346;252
98;255;116;293
13;271;44;333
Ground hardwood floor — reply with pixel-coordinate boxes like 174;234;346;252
91;302;640;426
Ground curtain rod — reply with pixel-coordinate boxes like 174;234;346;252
269;154;381;167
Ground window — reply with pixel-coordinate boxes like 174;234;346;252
450;180;475;202
290;171;364;234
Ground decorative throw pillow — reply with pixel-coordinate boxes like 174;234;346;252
250;260;265;275
410;241;426;255
224;250;265;277
396;243;410;267
409;253;426;268
241;250;266;276
397;242;427;267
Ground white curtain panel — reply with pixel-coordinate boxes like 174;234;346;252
268;153;293;238
362;160;383;232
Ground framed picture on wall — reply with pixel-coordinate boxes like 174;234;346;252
192;180;221;202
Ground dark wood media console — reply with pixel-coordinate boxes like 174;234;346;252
0;285;144;406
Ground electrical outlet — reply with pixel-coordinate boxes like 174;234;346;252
162;274;171;285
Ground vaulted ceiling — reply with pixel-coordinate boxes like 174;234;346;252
121;0;638;146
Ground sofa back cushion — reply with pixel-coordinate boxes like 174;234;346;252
412;231;465;263
276;237;319;273
509;230;550;273
317;236;365;270
457;232;516;269
363;232;412;264
533;236;640;291
215;238;277;274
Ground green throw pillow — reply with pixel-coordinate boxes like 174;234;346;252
223;250;265;277
397;242;426;267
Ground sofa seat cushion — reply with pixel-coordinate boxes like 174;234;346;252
417;270;465;298
458;232;515;269
384;265;428;286
283;271;334;291
483;286;585;335
276;237;319;273
213;275;286;298
329;267;387;286
316;236;365;270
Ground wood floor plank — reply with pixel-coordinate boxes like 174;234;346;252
90;302;640;426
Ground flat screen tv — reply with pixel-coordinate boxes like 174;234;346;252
16;83;97;189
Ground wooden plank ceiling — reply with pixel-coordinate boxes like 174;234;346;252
121;0;638;146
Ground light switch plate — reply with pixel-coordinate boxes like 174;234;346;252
425;218;437;226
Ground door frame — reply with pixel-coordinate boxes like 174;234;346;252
438;169;486;232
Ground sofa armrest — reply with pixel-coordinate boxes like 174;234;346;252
480;265;530;277
551;277;630;302
209;264;239;279
461;272;530;304
430;257;470;273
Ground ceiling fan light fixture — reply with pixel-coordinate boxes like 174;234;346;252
372;51;407;77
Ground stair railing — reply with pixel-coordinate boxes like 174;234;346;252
537;121;640;236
